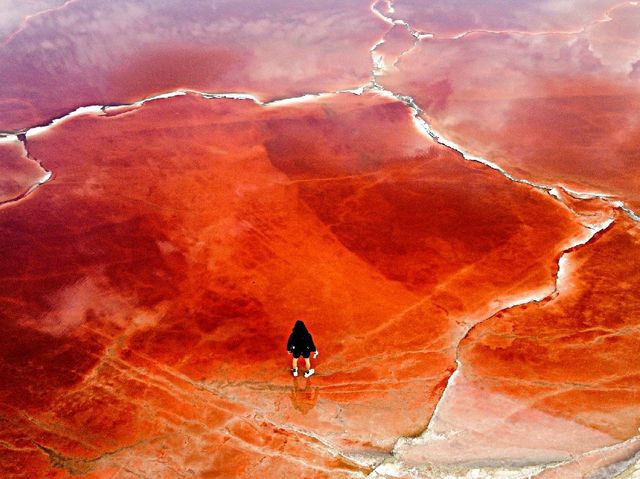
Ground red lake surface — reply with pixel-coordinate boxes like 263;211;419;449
1;0;639;478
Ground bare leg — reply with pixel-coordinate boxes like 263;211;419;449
292;356;298;369
304;357;311;371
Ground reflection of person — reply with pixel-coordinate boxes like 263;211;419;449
290;377;319;415
286;320;318;378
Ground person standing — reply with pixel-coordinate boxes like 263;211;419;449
287;320;318;377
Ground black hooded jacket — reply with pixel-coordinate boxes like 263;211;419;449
287;320;316;353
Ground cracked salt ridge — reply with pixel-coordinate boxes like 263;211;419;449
1;87;369;139
0;136;52;209
363;218;616;479
373;0;639;41
371;0;640;177
9;85;636;222
368;85;640;224
368;21;424;74
0;87;374;208
372;1;640;229
368;2;416;77
370;1;432;40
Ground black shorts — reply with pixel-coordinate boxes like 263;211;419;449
292;350;310;359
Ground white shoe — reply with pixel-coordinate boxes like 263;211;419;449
292;368;298;377
304;369;315;378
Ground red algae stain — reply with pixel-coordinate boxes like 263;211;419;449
460;215;640;442
382;25;640;210
107;46;246;102
0;92;588;476
261;94;585;297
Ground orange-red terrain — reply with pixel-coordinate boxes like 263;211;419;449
1;1;639;478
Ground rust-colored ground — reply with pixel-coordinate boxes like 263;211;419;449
1;1;639;478
464;215;640;440
0;92;588;477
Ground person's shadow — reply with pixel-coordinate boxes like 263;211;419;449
290;376;319;415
